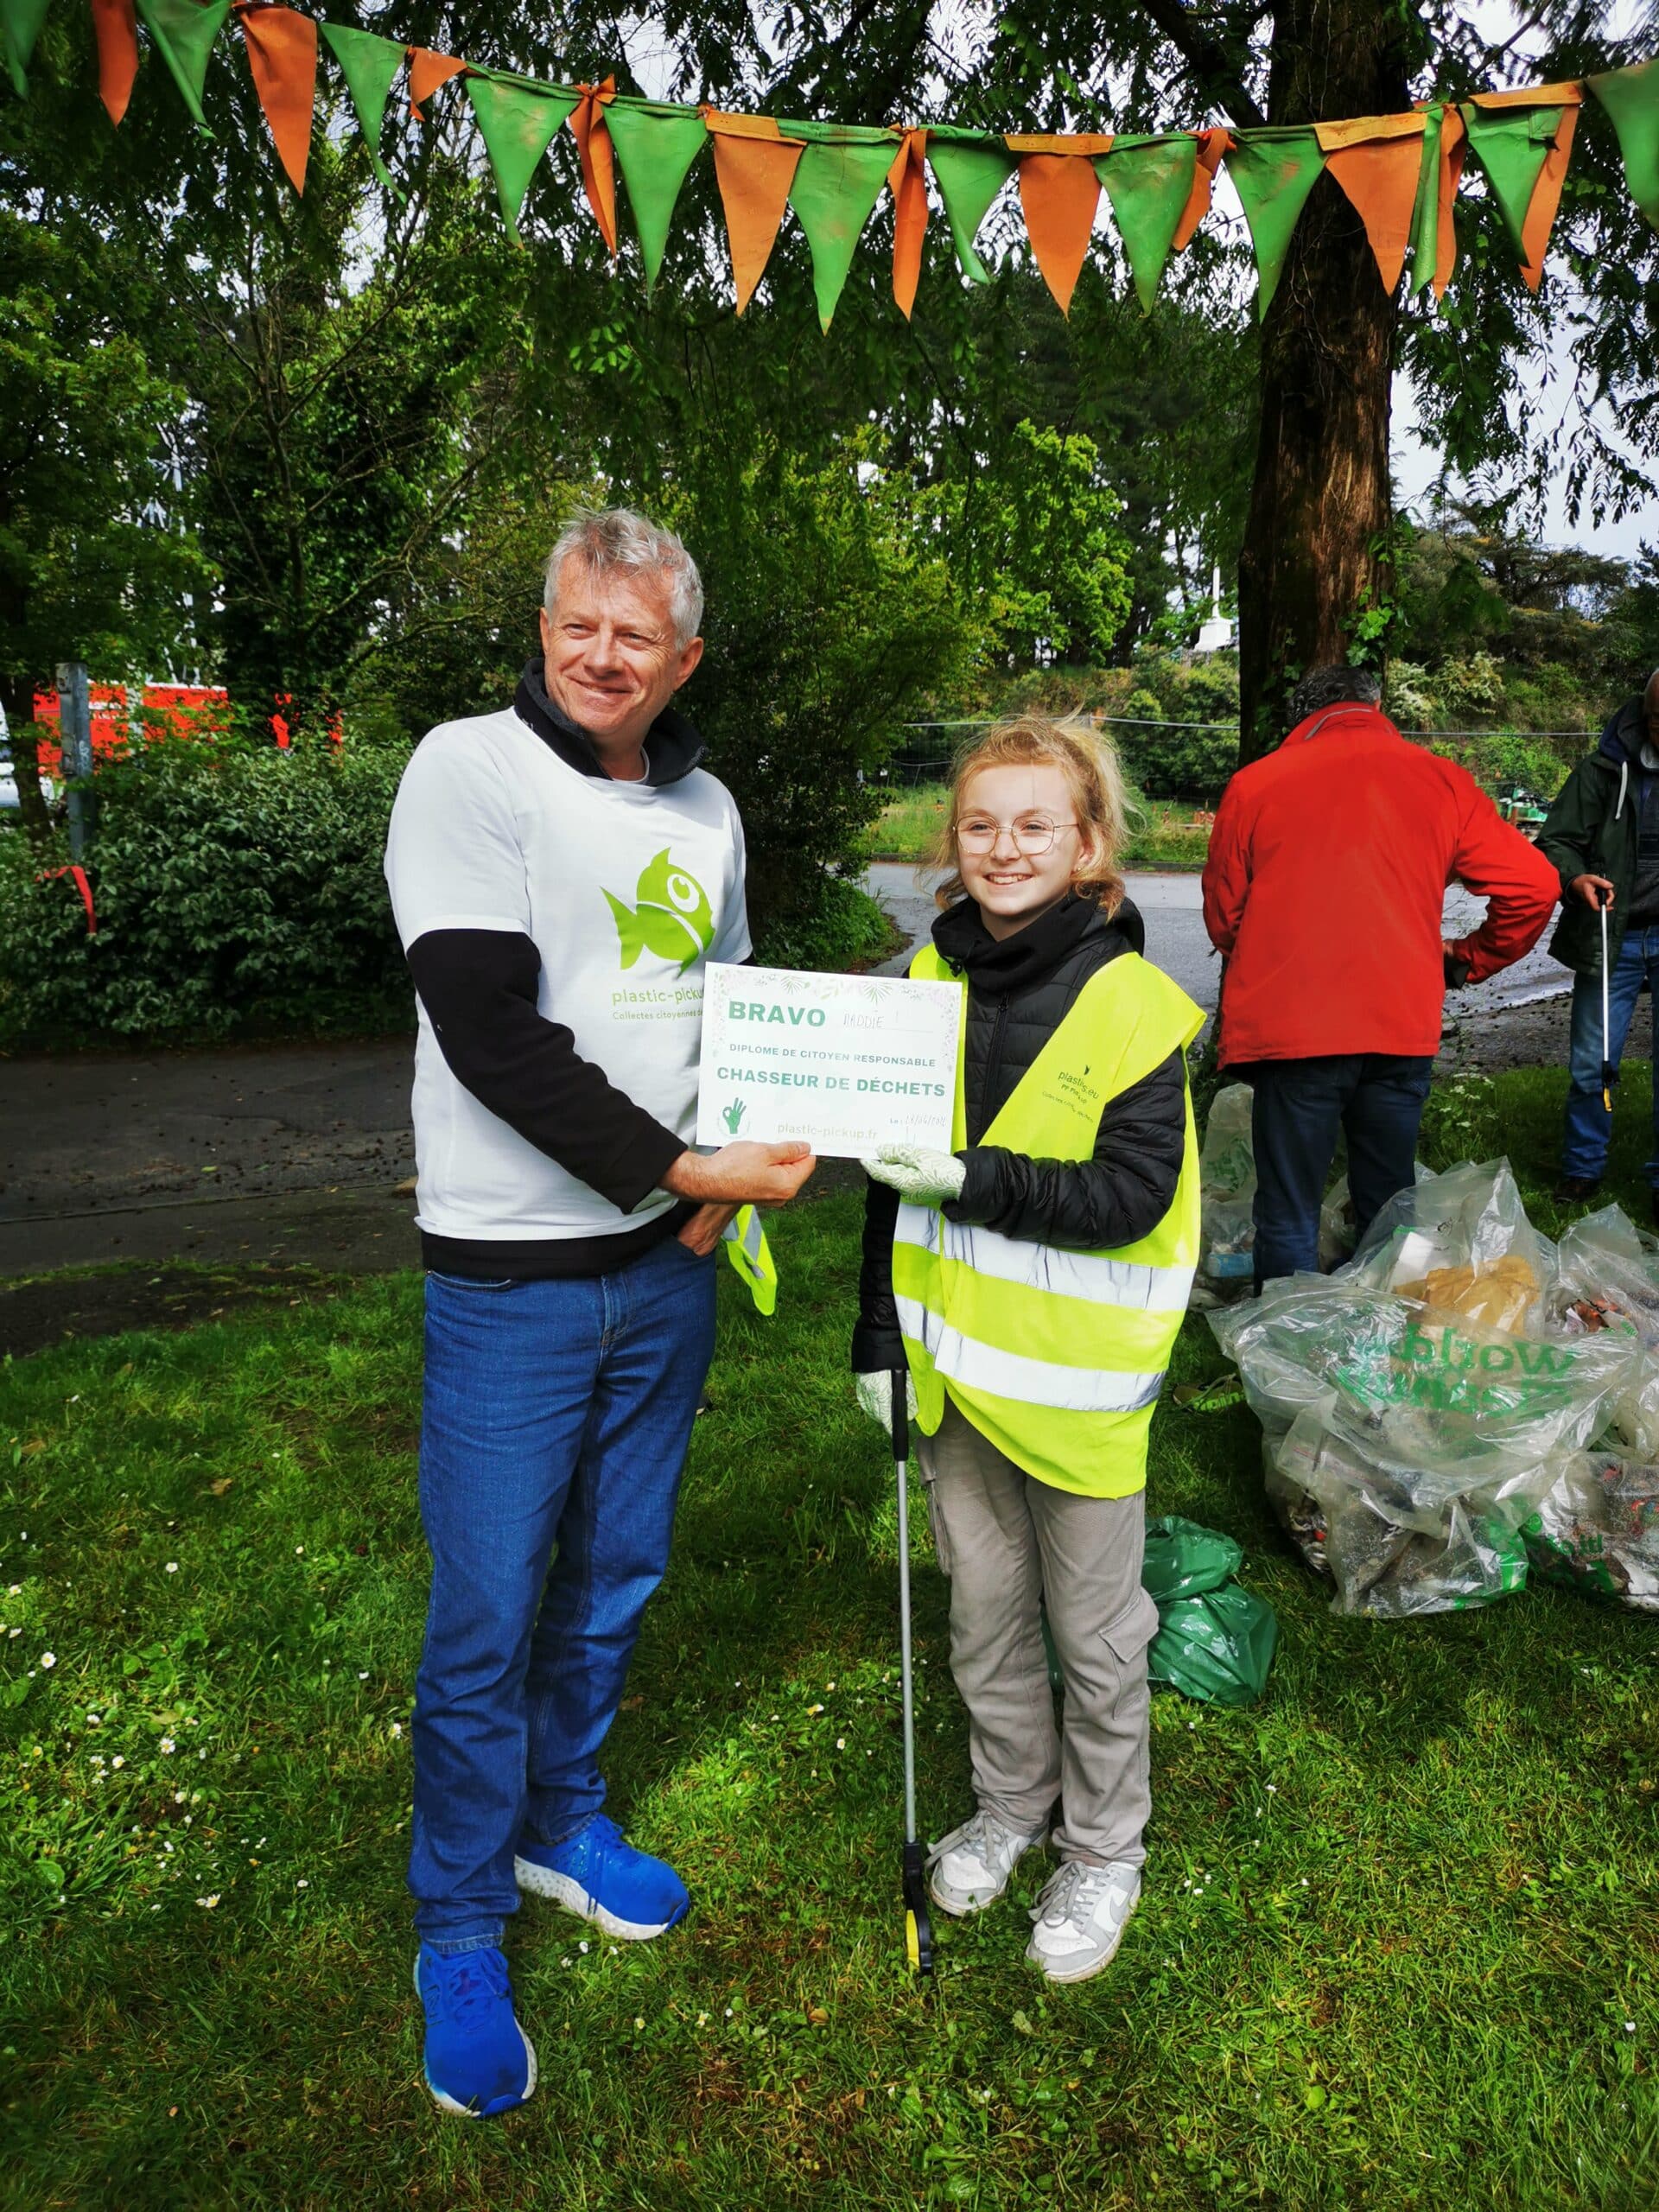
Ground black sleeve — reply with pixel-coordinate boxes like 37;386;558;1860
946;1049;1188;1250
850;1173;905;1374
404;928;688;1214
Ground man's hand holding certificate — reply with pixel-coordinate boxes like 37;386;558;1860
696;963;963;1158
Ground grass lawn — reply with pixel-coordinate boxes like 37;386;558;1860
3;1068;1658;2209
867;785;1212;872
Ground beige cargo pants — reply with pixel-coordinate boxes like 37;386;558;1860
917;1397;1158;1866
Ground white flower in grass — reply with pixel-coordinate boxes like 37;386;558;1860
165;1563;179;1575
296;1878;308;1890
40;1653;54;1669
111;1757;125;1770
160;1738;175;1754
195;1894;219;1909
1626;2021;1637;2034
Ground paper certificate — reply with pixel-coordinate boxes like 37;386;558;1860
696;963;963;1158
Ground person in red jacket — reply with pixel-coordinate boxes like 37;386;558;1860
1202;665;1561;1284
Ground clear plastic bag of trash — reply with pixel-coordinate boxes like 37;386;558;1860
1210;1267;1634;1466
1273;1410;1533;1617
1343;1158;1555;1335
1521;1452;1659;1611
1198;1084;1257;1294
1549;1205;1659;1346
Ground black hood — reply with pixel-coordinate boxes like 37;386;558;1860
513;659;706;787
931;890;1145;996
1598;696;1659;772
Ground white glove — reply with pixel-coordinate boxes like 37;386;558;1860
861;1145;967;1206
855;1370;918;1431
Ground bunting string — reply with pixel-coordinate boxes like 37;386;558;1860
3;0;1656;323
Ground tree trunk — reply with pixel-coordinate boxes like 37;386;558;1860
0;675;53;848
1236;6;1412;762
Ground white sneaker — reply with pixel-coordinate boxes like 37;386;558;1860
1025;1859;1141;1982
925;1809;1047;1917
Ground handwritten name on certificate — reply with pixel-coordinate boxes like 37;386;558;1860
696;963;963;1158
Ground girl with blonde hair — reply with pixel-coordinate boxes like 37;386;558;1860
853;714;1202;1981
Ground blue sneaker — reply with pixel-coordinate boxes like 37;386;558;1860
414;1945;537;2118
515;1814;690;1940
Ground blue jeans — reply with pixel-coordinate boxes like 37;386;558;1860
1562;924;1659;1185
408;1236;717;1953
1243;1054;1434;1286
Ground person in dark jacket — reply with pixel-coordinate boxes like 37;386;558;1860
852;715;1201;1985
1537;671;1659;1210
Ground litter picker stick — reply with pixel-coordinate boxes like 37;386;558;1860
1601;893;1618;1113
890;1369;933;1979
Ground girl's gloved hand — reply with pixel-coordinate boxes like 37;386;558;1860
861;1145;967;1206
855;1370;918;1430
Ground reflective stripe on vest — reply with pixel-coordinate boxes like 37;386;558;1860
896;937;1204;1497
721;1204;778;1316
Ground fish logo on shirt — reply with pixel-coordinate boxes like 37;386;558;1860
604;849;715;974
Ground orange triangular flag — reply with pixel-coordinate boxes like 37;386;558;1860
236;3;318;194
570;77;619;253
90;0;138;124
1172;126;1231;251
887;126;929;318
408;48;464;122
1317;114;1427;293
1006;135;1112;315
701;110;806;314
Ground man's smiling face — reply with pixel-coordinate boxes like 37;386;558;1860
539;558;703;766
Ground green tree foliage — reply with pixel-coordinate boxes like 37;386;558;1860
946;419;1134;667
0;208;207;836
668;431;982;937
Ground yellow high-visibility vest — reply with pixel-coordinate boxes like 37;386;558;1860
721;1204;778;1316
893;940;1204;1497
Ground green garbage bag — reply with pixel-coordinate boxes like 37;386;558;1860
1147;1585;1279;1707
1141;1516;1243;1605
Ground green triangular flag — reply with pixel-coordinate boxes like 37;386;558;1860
783;118;899;329
136;0;230;133
925;125;1016;284
320;22;404;191
463;69;576;245
1590;58;1659;232
1;0;52;99
1224;126;1325;318
1407;102;1446;298
607;99;708;292
1095;133;1198;312
1461;102;1558;265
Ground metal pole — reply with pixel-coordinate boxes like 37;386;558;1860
54;662;94;862
895;1441;918;1844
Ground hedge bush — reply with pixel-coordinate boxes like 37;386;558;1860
0;742;412;1045
0;738;906;1047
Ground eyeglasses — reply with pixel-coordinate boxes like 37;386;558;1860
955;814;1078;856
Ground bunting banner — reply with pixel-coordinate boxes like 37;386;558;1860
7;3;1658;324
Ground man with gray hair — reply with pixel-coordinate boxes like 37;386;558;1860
1203;662;1559;1283
384;506;814;2117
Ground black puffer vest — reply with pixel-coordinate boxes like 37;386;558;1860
931;892;1147;1144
